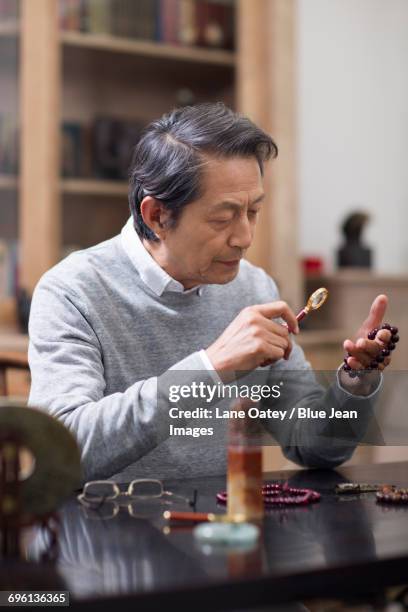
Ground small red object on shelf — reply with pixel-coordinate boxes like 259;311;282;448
302;256;324;277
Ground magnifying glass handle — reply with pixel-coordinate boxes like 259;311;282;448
282;308;308;333
295;308;308;323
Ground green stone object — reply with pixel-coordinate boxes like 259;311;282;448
0;399;81;520
194;522;259;546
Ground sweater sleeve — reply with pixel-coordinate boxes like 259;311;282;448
28;274;216;484
263;341;381;469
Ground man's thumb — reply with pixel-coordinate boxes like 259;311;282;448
363;294;388;331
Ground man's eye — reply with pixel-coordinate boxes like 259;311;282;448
248;210;260;218
211;218;232;224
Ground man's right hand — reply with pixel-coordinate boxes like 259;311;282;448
205;302;299;379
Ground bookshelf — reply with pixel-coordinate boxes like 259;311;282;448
1;0;299;314
61;178;128;197
61;30;236;66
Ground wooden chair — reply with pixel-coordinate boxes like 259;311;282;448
0;351;30;397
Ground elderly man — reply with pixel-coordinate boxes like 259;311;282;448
28;103;392;483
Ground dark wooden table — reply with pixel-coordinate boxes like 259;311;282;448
7;462;408;610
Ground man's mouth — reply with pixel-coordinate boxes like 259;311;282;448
217;259;241;267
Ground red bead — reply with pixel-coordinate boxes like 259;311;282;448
367;331;376;340
382;349;390;357
390;326;398;335
388;343;396;351
392;335;399;343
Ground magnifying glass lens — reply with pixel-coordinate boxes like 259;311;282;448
308;287;328;310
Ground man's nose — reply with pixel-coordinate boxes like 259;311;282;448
228;217;253;250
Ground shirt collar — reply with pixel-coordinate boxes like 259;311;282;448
120;217;203;297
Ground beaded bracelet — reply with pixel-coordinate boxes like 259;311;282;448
342;323;399;378
216;482;321;507
376;485;408;504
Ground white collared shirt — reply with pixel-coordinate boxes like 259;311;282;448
120;216;203;297
120;217;215;374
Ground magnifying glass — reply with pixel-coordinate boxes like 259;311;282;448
282;287;329;333
296;287;328;324
261;288;329;366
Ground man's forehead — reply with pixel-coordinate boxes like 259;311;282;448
200;156;264;203
210;193;265;211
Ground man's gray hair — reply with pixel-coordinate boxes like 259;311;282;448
128;102;277;242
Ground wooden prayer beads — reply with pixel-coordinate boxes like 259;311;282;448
342;323;399;378
376;485;408;504
217;482;321;507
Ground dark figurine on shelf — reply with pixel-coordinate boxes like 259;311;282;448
337;211;372;268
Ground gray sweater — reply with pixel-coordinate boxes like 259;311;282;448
28;230;376;484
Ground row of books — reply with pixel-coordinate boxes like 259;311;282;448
59;0;234;50
0;114;143;181
0;239;18;300
63;116;145;180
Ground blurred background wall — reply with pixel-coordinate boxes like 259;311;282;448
298;0;408;274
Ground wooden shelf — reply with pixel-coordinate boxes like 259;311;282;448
0;175;18;190
0;177;128;197
61;178;128;197
60;31;236;67
0;20;19;37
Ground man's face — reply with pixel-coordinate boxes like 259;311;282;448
159;156;265;289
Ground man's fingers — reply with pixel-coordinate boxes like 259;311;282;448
346;350;372;368
355;337;383;357
344;307;394;373
283;341;293;360
345;326;392;357
362;294;388;332
254;302;299;334
343;339;354;353
376;329;391;345
344;339;375;367
346;356;364;370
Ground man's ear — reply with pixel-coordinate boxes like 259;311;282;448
140;196;171;239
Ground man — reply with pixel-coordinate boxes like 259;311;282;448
28;103;392;483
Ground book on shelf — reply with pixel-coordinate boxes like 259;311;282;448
61;122;84;178
159;0;178;44
59;0;235;50
178;0;198;46
111;0;158;41
86;0;110;34
196;0;234;49
59;0;81;31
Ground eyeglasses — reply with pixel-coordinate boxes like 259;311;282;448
77;479;197;520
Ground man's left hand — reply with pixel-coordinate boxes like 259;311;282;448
343;294;392;372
